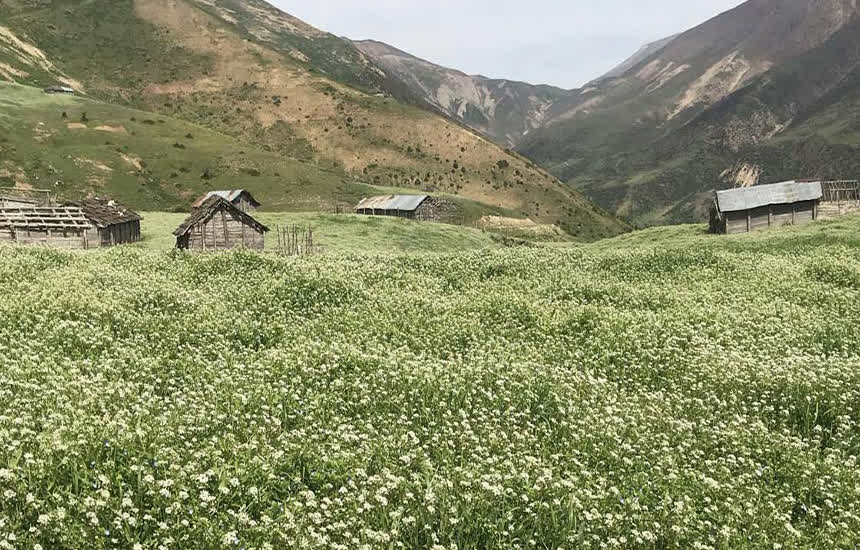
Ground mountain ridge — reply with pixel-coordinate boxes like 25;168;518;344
0;0;627;240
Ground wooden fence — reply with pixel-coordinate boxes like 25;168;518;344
274;225;322;257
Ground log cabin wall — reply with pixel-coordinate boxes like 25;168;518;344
0;227;91;248
185;207;264;251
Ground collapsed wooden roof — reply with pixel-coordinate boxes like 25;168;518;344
0;206;92;230
64;198;142;227
174;196;269;237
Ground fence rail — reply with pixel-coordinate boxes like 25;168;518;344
274;224;322;257
821;180;860;203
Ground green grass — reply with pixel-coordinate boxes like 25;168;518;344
2;218;860;547
585;214;860;253
0;83;530;229
139;211;502;253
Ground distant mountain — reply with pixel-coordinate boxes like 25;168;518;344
518;0;860;225
354;40;574;147
359;0;860;226
0;0;627;239
588;34;679;85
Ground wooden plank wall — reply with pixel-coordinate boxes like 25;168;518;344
0;228;90;248
185;208;264;251
724;201;818;234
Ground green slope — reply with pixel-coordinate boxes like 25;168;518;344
0;0;628;241
0;82;535;224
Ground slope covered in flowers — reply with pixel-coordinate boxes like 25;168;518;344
1;242;859;549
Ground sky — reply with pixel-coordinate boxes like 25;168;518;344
275;0;747;89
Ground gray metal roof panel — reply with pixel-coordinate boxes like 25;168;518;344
355;194;429;212
716;181;822;213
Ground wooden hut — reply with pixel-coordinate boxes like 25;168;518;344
192;190;261;213
65;198;142;246
0;206;95;248
174;196;268;251
354;195;456;221
710;181;822;234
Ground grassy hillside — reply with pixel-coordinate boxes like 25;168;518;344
0;82;542;227
2;217;860;547
139;211;505;253
0;0;627;240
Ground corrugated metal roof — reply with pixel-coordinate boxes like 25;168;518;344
716;181;823;213
354;195;429;212
192;190;261;209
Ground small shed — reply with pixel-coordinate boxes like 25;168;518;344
192;190;261;213
0;206;95;248
64;198;142;246
174;196;269;251
710;181;822;234
43;86;76;94
354;194;456;221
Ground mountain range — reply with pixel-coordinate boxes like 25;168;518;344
0;0;626;240
2;0;859;231
358;0;860;225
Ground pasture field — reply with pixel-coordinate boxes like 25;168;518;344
137;212;502;254
1;220;860;548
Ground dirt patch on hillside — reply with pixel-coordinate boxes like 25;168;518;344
670;52;767;119
0;162;30;187
67;122;87;130
75;158;114;173
0;26;83;90
0;62;27;80
33;122;57;143
94;125;127;134
119;153;144;171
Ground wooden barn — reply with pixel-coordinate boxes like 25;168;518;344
354;194;456;221
65;198;142;246
174;196;269;251
0;206;95;248
710;181;822;234
192;190;261;213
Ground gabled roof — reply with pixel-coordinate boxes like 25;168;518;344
192;190;261;209
716;181;823;213
0;206;91;230
64;197;142;227
355;194;429;212
174;196;269;237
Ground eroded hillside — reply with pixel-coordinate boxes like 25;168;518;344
0;0;626;239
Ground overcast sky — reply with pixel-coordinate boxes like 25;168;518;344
274;0;746;89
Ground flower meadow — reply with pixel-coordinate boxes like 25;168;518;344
1;243;859;550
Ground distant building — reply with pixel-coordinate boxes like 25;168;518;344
354;194;456;222
43;86;76;94
0;205;95;248
192;190;261;213
174;196;268;251
64;197;142;246
710;180;822;234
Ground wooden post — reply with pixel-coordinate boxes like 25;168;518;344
202;224;207;252
746;211;751;233
813;201;818;221
792;205;796;225
768;206;773;227
221;210;229;249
